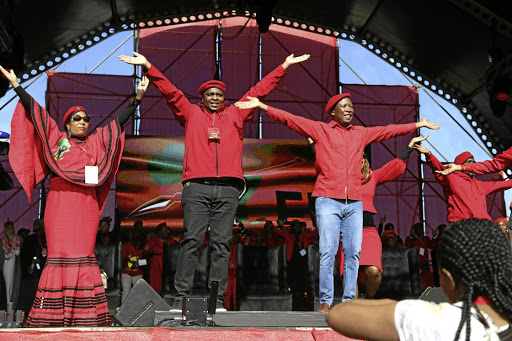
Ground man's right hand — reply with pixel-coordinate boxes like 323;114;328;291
413;144;430;155
436;163;461;175
235;96;267;110
118;52;152;70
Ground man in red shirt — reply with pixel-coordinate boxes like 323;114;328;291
235;94;439;312
414;144;512;223
118;51;310;311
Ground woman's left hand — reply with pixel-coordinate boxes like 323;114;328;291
0;65;19;88
136;76;149;100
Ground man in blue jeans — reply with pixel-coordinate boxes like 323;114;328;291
235;93;440;312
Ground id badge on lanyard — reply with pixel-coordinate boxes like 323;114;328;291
208;112;220;140
85;166;99;184
208;127;220;139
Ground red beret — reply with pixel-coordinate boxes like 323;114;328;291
63;105;87;129
198;80;226;95
454;151;473;165
383;230;398;241
494;217;508;225
325;93;351;114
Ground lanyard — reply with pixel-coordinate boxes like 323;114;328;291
70;138;95;166
101;234;108;245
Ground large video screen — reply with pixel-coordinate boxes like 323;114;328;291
117;137;317;229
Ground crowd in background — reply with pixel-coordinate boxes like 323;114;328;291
3;211;509;313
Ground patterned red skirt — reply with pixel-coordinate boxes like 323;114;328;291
26;178;109;327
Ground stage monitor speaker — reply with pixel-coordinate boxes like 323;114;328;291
418;286;450;304
114;279;170;327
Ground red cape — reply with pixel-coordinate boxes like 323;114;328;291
9;97;124;214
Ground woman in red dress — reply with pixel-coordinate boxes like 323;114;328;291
1;65;148;326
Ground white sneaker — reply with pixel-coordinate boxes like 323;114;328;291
215;303;227;312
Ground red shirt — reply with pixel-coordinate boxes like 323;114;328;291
427;152;512;222
361;158;406;213
462;146;512;175
145;65;287;182
122;241;145;276
265;106;417;200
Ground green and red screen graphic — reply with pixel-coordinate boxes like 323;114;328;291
117;137;317;229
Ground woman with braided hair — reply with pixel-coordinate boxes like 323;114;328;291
326;218;512;340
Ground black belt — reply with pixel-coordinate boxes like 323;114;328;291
186;177;244;189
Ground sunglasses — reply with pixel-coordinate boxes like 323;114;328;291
71;114;91;123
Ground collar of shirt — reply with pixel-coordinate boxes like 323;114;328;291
328;120;353;130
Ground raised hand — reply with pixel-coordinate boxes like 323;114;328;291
282;54;311;69
435;163;461;176
0;65;19;87
408;135;429;148
413;143;430;155
234;96;264;110
418;118;440;130
118;52;151;69
136;76;149;99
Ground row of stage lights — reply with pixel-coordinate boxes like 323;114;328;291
18;8;504;166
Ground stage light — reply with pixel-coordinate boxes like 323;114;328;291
248;0;277;33
487;77;512;117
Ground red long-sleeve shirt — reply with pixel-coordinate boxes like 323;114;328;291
145;65;287;181
265;106;417;200
362;158;406;213
426;152;512;222
461;146;512;175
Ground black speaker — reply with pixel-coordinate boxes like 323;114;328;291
418;286;450;304
114;279;170;326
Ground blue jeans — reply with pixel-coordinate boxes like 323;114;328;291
316;197;363;304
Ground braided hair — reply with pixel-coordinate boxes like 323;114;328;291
438;218;512;341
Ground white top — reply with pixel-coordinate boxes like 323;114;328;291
395;300;507;341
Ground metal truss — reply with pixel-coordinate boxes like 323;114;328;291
18;7;502;163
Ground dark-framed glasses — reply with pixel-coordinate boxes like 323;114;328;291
71;114;91;123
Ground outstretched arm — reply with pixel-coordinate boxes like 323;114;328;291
118;52;151;70
237;54;310;122
118;52;192;125
280;54;310;70
117;76;149;126
364;119;439;146
480;178;512;195
373;136;430;185
1;66;31;109
235;96;320;139
414;143;450;185
399;135;429;161
326;299;399;340
439;147;512;176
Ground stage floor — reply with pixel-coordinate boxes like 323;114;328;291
0;311;362;340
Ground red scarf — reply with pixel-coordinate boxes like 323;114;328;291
1;232;21;257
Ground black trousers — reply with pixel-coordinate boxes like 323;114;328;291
174;181;239;303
